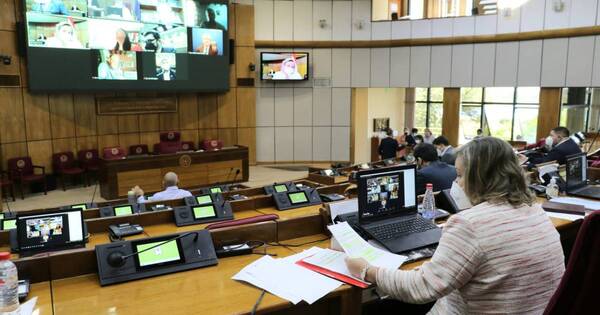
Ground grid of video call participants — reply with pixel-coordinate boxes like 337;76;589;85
366;175;401;214
26;0;227;81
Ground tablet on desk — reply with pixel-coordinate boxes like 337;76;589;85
114;205;134;216
1;219;16;230
210;187;222;194
196;195;213;205
132;237;184;269
192;205;217;220
274;184;288;193
288;191;309;204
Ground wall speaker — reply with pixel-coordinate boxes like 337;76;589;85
229;39;235;65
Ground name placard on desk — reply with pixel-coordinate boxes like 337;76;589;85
96;95;178;115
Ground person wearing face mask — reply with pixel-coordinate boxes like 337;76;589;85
432;135;455;165
414;134;424;145
423;128;435;144
378;128;399;160
414;143;456;195
528;126;582;165
346;137;565;315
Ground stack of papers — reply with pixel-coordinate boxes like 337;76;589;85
550;197;600;211
232;247;342;305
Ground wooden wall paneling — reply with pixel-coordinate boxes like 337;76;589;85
218;128;238;147
19;58;27;88
236;87;256;127
0;31;20;76
48;94;75;138
73;94;97;137
1;142;28;170
159;112;179;131
139;132;159;149
52;138;76;154
537;88;562;140
235;4;254;47
75;136;98;152
97;134;120;152
228;3;236;40
229;64;237;88
198;129;219;142
0;0;16;31
197;94;218;129
118;133;141;150
96;115;119;135
235;46;256;79
117;115;139;134
179;129;199;145
237;127;256;164
178;94;199;130
139;114;160;132
442;88;461;147
26;140;52;174
0;88;26;143
217;89;237;128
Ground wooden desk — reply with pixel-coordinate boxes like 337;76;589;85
25;281;53;315
99;146;249;199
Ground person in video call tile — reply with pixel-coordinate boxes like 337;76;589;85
195;34;218;55
156;57;176;81
45;22;83;48
142;31;175;52
114;28;141;51
97;52;125;80
272;57;303;80
32;0;68;15
108;0;138;20
200;8;226;30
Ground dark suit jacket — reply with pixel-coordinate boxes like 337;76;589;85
378;137;399;160
416;161;457;195
405;134;416;146
530;138;582;165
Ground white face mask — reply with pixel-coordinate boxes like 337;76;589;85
415;139;422;144
437;148;443;156
392;130;399;137
450;181;473;210
545;136;554;148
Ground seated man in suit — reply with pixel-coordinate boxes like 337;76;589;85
378;128;399;160
414;143;457;195
132;172;192;203
432;135;456;165
528;126;582;165
405;128;419;146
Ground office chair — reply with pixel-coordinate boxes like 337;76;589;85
78;149;100;185
201;139;223;151
129;144;149;156
52;152;85;191
180;141;195;151
543;211;600;315
103;147;126;160
156;131;182;154
8;156;47;199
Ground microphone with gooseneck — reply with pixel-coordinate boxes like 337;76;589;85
90;178;98;207
228;169;241;191
107;231;199;267
3;195;13;216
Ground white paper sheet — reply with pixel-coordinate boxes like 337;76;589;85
550;197;600;211
328;222;407;270
328;198;358;221
19;296;38;315
546;211;584;222
302;248;369;285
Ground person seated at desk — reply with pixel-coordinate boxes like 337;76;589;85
527;126;582;166
405;128;419;146
414;143;456;195
433;135;456;165
346;137;565;314
132;172;192;203
378;128;399;160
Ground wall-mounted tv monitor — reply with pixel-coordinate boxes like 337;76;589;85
23;0;230;92
260;52;309;81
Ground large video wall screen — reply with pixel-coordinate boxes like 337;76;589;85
24;0;229;92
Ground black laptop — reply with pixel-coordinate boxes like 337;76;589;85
565;153;600;200
356;165;441;254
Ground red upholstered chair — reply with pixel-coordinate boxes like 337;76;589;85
156;131;182;154
201;139;224;151
52;152;85;191
78;149;100;185
526;138;546;150
103;147;126;160
180;141;195;151
129;144;149;156
0;171;15;201
8;156;47;199
543;211;600;315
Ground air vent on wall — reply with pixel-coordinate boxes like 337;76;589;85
0;75;20;87
313;77;331;87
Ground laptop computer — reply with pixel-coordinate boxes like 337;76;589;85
356;165;441;254
565;153;600;200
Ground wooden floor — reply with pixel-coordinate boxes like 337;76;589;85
4;164;330;212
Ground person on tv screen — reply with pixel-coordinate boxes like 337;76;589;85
156;56;175;81
200;8;226;30
272;57;303;80
45;21;83;48
97;51;125;80
107;0;139;20
142;31;175;52
114;28;141;51
195;33;218;55
32;0;68;15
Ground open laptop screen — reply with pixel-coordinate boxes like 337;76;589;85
566;153;586;190
357;165;417;222
16;209;84;253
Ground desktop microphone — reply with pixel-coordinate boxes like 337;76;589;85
3;195;13;216
228;169;241;191
107;231;199;268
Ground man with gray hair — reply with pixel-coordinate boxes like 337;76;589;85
132;172;192;203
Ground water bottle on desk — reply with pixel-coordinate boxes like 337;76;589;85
421;183;436;222
0;252;19;314
546;177;560;199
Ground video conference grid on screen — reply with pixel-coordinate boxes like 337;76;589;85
25;0;229;92
18;210;84;251
361;168;416;218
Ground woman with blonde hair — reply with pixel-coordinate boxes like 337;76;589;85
346;137;565;314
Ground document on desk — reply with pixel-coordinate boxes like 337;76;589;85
19;296;37;315
550;197;600;211
546;211;584;222
328;222;407;270
232;247;342;305
300;248;370;288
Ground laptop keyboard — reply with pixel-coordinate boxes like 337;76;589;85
368;216;437;241
578;186;600;195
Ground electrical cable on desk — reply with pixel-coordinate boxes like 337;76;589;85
250;290;266;315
